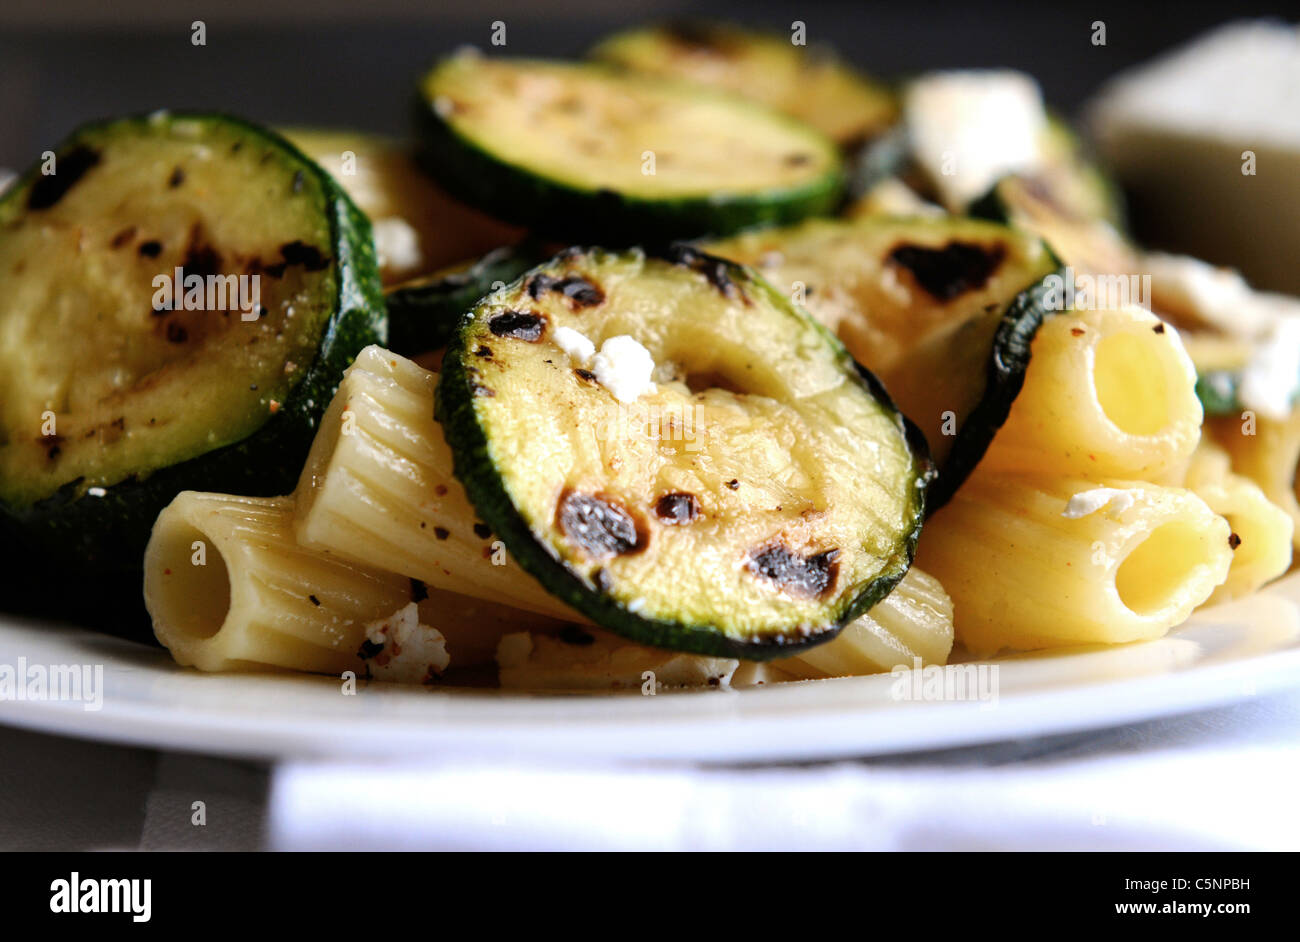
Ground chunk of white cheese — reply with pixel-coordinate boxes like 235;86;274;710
1061;488;1140;519
1088;22;1300;295
358;602;449;684
372;217;423;276
1090;21;1300;147
904;70;1048;209
552;325;596;365
590;335;657;404
1240;316;1300;421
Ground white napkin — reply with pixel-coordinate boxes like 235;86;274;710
269;689;1300;851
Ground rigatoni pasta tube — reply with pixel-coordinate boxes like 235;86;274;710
979;306;1202;480
1206;407;1300;551
293;346;579;621
917;472;1233;656
777;568;954;678
1183;441;1293;604
144;492;413;673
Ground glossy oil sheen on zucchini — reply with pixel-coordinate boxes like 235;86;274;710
0;113;384;568
415;53;844;243
437;247;930;658
704;217;1059;508
590;22;898;151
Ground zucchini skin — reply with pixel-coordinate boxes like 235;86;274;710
435;248;931;660
0;113;385;574
412;68;846;245
1194;371;1253;417
926;271;1063;512
385;245;543;355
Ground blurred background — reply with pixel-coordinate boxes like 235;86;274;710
2;0;1295;169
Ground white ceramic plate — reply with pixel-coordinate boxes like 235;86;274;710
2;574;1299;762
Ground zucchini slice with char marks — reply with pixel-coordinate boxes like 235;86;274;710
704;217;1059;508
281;127;525;286
384;244;543;356
0;113;383;570
415;53;844;244
970;172;1139;286
437;247;929;659
590;21;898;152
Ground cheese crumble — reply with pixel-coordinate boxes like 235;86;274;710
358;602;449;684
1062;488;1139;519
554;328;658;404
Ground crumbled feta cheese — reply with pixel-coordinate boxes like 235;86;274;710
1062;487;1140;519
0;168;14;196
358;602;449;684
591;335;657;404
552;325;596;365
1239;316;1300;420
86;487;107;497
372;217;423;275
905;70;1047;208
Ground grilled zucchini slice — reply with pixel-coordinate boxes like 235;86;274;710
704;217;1059;507
414;53;844;244
282;127;524;285
970;172;1139;281
385;244;543;355
0;113;383;569
590;22;897;151
437;247;930;659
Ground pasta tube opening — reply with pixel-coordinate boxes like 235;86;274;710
980;306;1201;480
917;473;1233;655
147;517;231;642
1093;331;1176;436
144;492;412;672
1114;521;1210;616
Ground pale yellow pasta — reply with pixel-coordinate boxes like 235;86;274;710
1183;440;1293;603
495;628;739;691
916;472;1233;656
293;346;580;621
771;568;954;678
144;491;572;673
1206;407;1300;551
144;492;413;673
979;306;1202;480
